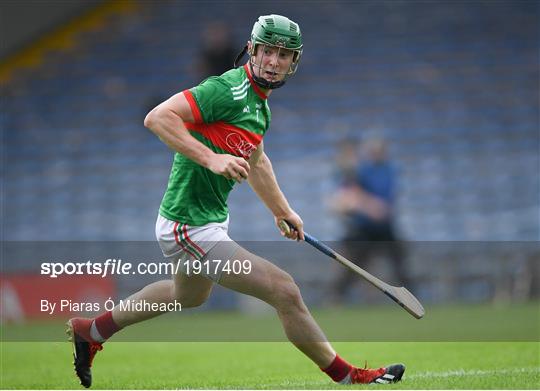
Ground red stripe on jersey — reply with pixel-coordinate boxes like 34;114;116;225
183;90;203;123
173;222;197;258
181;224;206;256
244;64;268;100
186;122;263;159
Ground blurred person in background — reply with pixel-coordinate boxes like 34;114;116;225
196;21;237;80
329;138;411;302
144;22;236;151
146;23;237;117
334;139;360;187
66;15;405;389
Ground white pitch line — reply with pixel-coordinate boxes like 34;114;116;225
407;367;539;379
256;367;539;388
254;367;539;388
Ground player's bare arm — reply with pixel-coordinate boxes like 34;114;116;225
144;93;250;183
248;141;304;240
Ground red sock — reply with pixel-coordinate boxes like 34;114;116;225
94;311;121;340
321;354;353;382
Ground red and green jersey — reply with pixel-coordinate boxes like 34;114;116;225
159;64;271;226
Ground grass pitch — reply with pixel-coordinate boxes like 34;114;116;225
1;341;538;389
1;304;539;389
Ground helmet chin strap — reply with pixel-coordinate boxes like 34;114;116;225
233;45;248;68
233;45;287;90
248;61;286;89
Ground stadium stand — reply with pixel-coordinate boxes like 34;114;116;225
2;1;538;305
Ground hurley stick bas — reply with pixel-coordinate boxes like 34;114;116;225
280;221;425;319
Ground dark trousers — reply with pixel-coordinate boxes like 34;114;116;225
333;222;411;300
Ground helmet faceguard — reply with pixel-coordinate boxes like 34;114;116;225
234;14;303;90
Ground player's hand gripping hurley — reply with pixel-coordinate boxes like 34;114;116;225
280;220;425;319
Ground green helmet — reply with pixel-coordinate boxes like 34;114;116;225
239;14;303;89
251;14;303;52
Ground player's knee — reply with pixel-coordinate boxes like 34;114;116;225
272;272;303;310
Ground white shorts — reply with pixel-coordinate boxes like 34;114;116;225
155;214;240;282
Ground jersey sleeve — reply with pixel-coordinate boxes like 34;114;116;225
187;77;235;124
